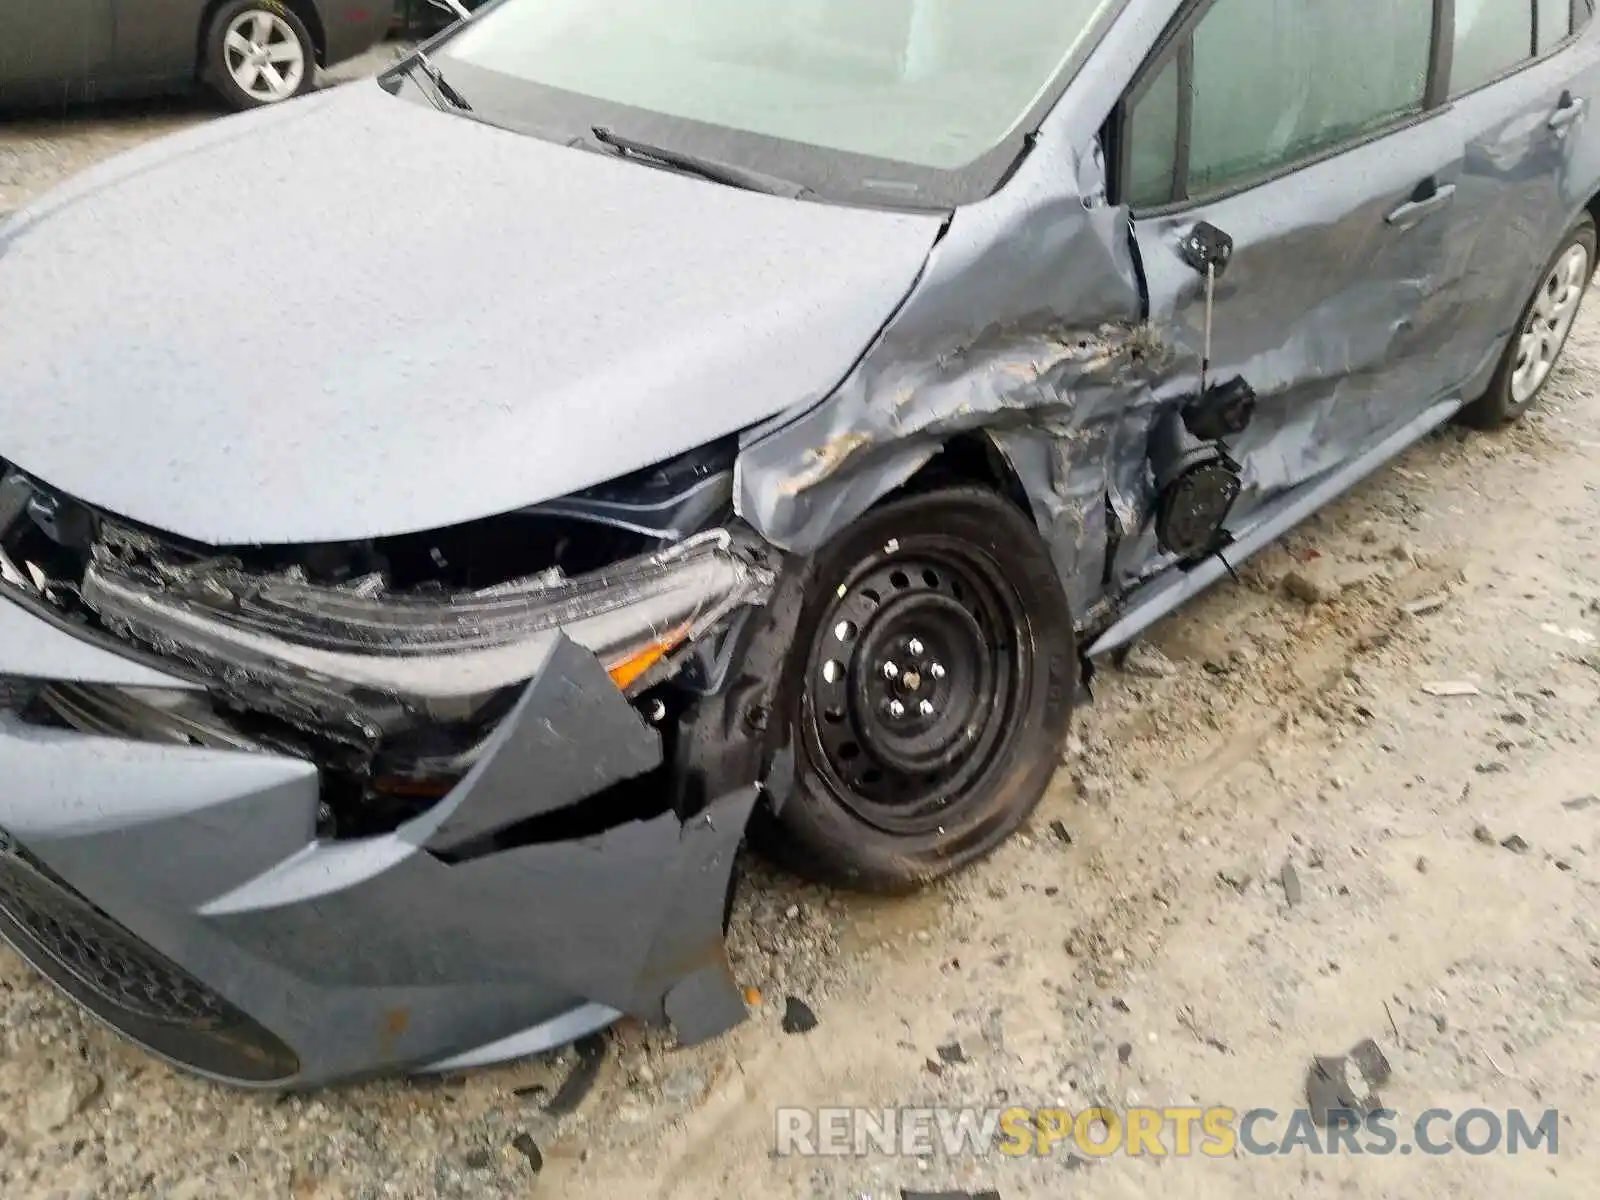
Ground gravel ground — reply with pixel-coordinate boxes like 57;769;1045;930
2;56;1598;1200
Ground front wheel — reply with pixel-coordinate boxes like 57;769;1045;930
1461;214;1596;428
753;486;1077;894
204;2;317;111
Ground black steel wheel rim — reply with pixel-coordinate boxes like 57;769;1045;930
799;535;1031;836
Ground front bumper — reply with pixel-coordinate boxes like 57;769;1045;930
0;592;759;1087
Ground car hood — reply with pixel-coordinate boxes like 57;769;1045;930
0;82;942;546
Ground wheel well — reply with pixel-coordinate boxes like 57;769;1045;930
895;434;1036;521
198;0;328;71
1586;190;1600;243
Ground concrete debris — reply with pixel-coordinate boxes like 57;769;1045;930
1541;623;1597;646
1422;681;1482;697
26;1068;101;1134
1280;861;1303;907
1402;592;1450;616
1283;563;1344;605
1122;643;1179;680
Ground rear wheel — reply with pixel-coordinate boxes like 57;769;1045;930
1461;214;1595;428
204;1;316;111
754;487;1077;894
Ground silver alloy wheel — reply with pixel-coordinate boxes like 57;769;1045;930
1511;242;1590;404
222;10;307;103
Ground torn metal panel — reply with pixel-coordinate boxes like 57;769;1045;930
420;634;662;854
734;137;1189;622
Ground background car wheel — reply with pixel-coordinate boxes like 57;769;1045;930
205;1;316;111
1461;213;1597;429
753;486;1077;895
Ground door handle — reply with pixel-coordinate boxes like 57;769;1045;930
1386;182;1457;227
1550;92;1587;131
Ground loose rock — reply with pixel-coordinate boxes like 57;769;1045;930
1122;643;1178;679
660;1067;709;1105
509;1132;543;1173
781;997;819;1035
1402;592;1450;616
26;1069;100;1135
1423;681;1482;697
1284;563;1343;605
1281;861;1303;907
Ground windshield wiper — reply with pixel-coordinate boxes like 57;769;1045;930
590;126;808;199
408;50;472;113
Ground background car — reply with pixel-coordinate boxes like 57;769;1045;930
391;0;489;39
0;0;392;110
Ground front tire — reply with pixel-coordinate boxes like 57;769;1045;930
204;1;317;112
754;487;1077;894
1461;213;1596;428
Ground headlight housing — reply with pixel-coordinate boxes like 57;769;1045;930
80;527;774;719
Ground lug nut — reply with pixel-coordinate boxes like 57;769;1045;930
908;638;924;656
888;699;906;718
882;661;899;679
919;699;935;717
930;662;946;680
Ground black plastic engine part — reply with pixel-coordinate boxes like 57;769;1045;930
1182;375;1258;441
1148;409;1242;563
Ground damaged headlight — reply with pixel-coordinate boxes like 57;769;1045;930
80;527;776;724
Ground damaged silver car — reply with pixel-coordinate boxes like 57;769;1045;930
2;0;1597;1087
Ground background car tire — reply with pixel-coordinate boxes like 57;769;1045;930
204;1;317;111
1460;213;1597;429
752;486;1077;895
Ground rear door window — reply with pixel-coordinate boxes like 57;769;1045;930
1537;0;1574;52
1450;0;1535;95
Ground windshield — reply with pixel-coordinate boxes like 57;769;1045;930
432;0;1119;204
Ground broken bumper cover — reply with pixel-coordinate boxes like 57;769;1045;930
0;534;774;1087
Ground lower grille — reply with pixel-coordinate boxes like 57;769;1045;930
0;835;300;1084
0;675;38;712
0;850;224;1025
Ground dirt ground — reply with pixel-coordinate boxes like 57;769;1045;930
2;54;1598;1200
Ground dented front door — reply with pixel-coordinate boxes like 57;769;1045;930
1117;0;1467;526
